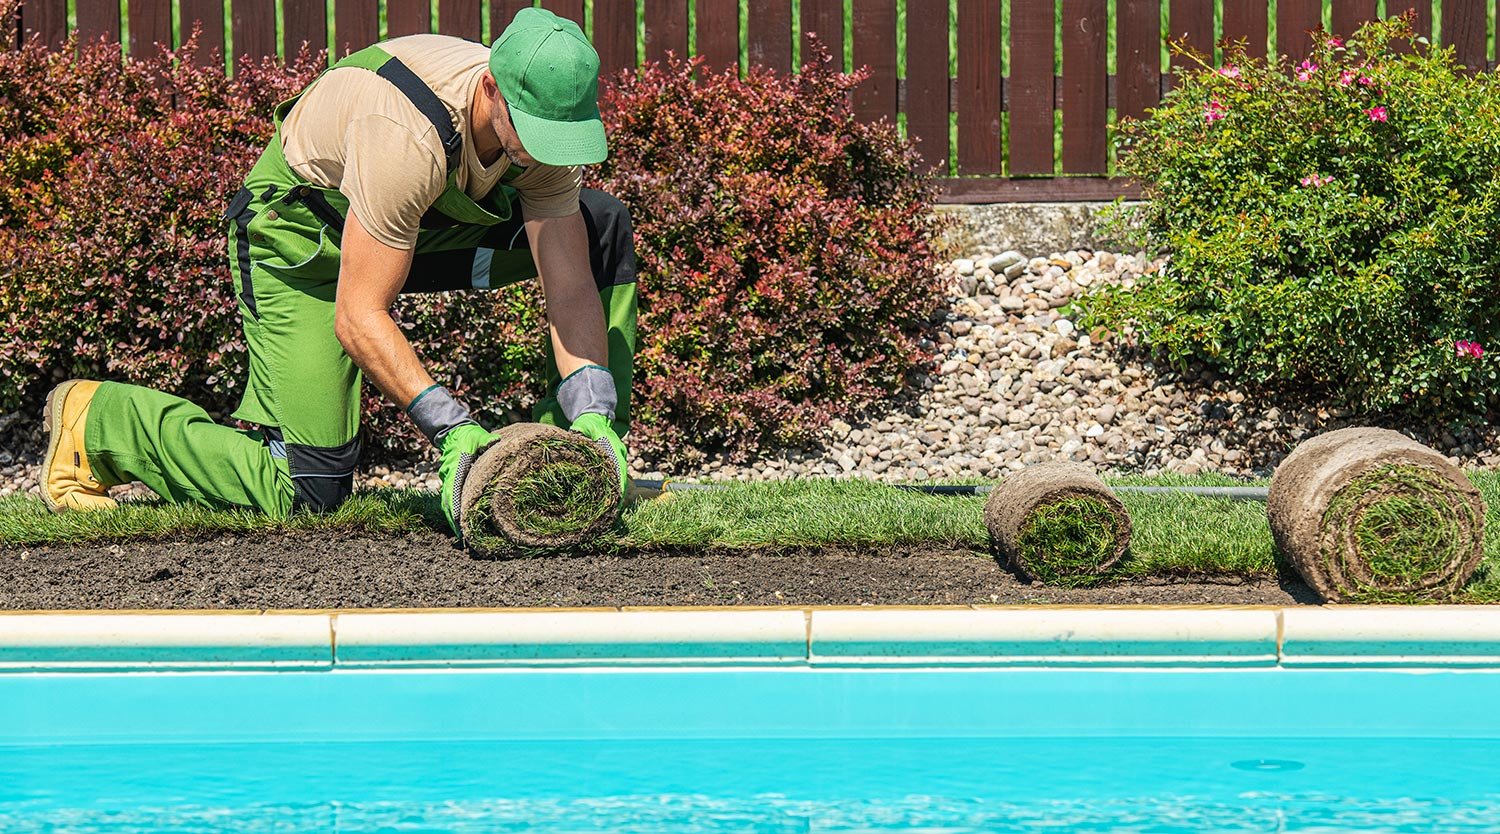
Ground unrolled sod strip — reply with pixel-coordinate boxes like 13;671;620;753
459;422;621;556
984;461;1132;586
1267;426;1486;603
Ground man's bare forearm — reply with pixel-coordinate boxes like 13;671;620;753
527;210;607;377
333;209;434;410
335;309;436;408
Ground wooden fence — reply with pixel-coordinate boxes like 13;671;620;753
7;1;1499;202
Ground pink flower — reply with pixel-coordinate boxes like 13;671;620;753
1218;65;1241;79
1365;106;1389;122
1327;36;1345;48
1204;98;1228;124
1358;74;1375;86
1300;173;1334;187
1456;340;1485;359
1296;60;1318;81
1339;69;1357;86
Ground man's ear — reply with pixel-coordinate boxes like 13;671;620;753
482;72;500;100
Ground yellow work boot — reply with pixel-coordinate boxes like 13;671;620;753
40;379;117;513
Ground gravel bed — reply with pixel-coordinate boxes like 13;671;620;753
3;247;1494;501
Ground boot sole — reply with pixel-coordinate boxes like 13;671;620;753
39;379;80;514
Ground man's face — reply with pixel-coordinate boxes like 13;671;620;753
487;76;537;167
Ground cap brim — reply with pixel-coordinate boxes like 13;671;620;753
509;106;608;166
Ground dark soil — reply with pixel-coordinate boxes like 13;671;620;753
0;529;1320;609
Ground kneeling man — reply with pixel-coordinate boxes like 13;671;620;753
40;8;635;540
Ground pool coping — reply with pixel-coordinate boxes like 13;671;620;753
2;605;1500;671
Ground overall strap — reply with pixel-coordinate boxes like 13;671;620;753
325;45;464;175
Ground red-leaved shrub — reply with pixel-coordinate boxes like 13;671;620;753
0;31;545;461
1;25;943;468
594;45;946;463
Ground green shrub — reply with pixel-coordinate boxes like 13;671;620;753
1086;16;1500;423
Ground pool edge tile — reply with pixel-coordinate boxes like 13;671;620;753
1282;606;1500;667
809;608;1280;667
0;613;333;671
333;610;808;667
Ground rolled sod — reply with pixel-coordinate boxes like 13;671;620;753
984;461;1132;586
458;422;621;556
1267;426;1486;603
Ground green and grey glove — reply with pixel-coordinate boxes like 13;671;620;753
407;385;497;541
557;365;628;496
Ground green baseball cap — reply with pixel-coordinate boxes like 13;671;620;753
489;8;607;166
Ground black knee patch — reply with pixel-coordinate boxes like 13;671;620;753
281;433;360;513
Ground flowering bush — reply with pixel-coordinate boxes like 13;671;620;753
593;44;945;463
1087;15;1500;423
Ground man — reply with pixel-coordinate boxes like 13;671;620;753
38;8;636;543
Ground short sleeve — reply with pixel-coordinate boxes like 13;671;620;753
341;114;447;249
513;164;584;219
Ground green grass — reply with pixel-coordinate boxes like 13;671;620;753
1013;496;1123;588
5;471;1499;601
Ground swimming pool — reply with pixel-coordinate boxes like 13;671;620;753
3;607;1499;832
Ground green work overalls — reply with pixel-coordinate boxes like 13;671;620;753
83;45;637;516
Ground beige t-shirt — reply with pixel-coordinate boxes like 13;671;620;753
280;33;583;250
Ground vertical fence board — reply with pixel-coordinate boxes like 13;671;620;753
75;0;121;47
801;0;843;64
904;0;949;171
1329;0;1377;38
596;0;638;77
180;0;225;60
694;0;738;74
957;0;1001;174
852;0;897;123
539;0;586;27
22;0;67;48
284;0;329;58
644;0;687;61
1060;0;1106;173
437;0;482;40
1442;0;1487;71
491;1;531;41
127;0;171;56
1167;0;1212;87
386;0;430;36
1221;0;1268;60
1277;0;1322;62
335;0;378;52
1116;0;1159;123
1385;0;1431;44
1009;0;1054;175
746;0;792;71
232;0;277;61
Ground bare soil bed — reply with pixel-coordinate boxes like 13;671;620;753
0;530;1318;609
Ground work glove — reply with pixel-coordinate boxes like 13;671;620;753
438;422;500;541
570;412;629;497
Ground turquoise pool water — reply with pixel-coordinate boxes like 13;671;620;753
4;669;1500;832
